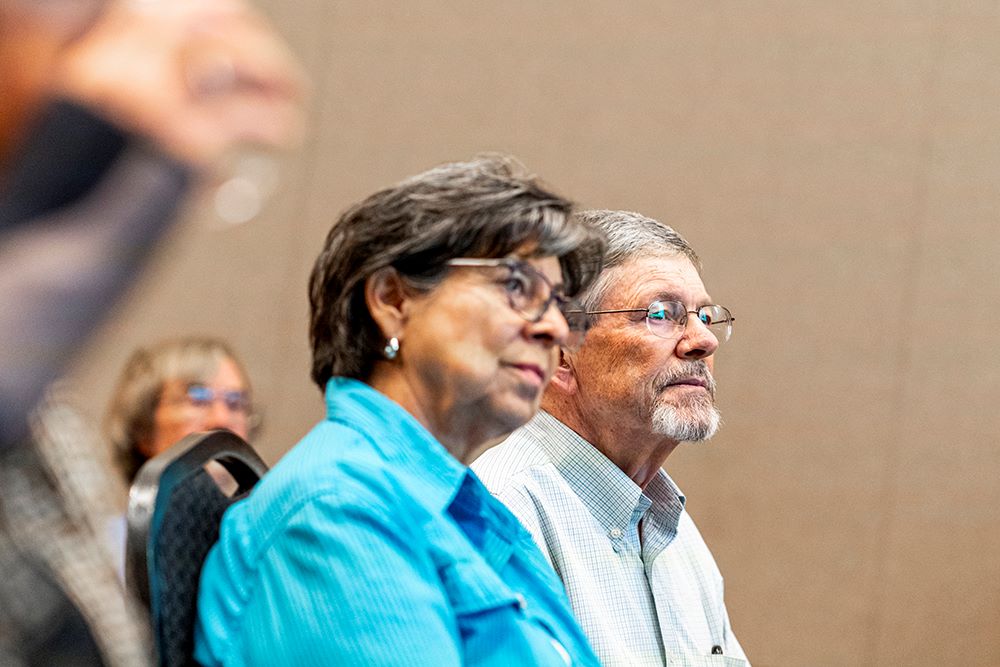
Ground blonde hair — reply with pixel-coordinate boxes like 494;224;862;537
105;337;257;481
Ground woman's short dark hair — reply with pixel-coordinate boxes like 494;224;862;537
308;154;606;390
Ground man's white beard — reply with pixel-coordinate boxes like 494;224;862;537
651;396;721;442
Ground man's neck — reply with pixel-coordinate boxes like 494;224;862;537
543;398;679;490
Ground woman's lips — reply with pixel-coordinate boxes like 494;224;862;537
508;362;546;386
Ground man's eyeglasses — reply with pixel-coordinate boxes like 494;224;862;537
182;384;253;414
445;257;589;349
576;300;735;344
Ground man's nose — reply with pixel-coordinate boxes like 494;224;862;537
675;316;719;360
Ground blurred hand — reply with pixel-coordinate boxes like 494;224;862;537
52;0;309;168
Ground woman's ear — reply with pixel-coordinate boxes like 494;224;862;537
365;267;409;339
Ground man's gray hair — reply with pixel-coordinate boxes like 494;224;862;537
574;210;701;312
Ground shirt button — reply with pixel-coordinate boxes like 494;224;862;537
711;645;724;655
609;527;623;539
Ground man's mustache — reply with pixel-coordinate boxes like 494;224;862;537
654;361;717;399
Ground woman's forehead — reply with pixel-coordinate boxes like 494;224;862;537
523;255;565;285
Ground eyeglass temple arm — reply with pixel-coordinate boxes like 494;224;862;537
446;258;505;266
564;308;649;315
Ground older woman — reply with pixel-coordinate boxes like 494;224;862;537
194;155;605;666
106;336;259;483
103;337;258;579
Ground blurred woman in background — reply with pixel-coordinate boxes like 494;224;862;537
106;336;259;484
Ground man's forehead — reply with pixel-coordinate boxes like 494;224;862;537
605;253;710;303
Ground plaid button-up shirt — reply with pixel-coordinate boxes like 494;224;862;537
473;411;749;667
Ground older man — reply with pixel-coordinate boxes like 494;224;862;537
473;210;748;667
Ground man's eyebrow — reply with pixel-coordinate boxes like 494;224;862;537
652;290;685;302
635;289;713;307
630;289;686;305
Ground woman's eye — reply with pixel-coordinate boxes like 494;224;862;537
504;273;530;296
186;384;213;406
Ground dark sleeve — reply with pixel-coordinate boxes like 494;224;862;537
0;100;128;231
0;99;194;451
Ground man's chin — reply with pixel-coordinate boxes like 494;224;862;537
650;403;721;442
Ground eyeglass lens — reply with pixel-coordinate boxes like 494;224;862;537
503;261;587;333
186;384;251;413
646;301;733;343
502;262;547;320
446;257;588;349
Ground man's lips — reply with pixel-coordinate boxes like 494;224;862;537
663;377;707;389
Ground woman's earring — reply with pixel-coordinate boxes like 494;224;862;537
383;337;400;360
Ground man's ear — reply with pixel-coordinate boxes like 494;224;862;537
365;267;409;339
547;348;579;395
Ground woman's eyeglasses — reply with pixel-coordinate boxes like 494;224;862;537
180;384;253;414
445;258;589;349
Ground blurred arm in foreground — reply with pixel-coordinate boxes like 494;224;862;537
0;0;307;451
0;1;307;664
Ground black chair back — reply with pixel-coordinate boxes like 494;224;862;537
126;429;267;667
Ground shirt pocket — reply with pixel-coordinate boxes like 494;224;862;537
438;559;574;666
439;558;519;618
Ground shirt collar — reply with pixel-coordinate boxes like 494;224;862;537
642;468;687;552
323;377;524;560
324;377;466;515
526;411;687;536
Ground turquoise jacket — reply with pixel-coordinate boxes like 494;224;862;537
195;377;599;667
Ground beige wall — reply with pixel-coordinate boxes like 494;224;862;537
71;3;1000;665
